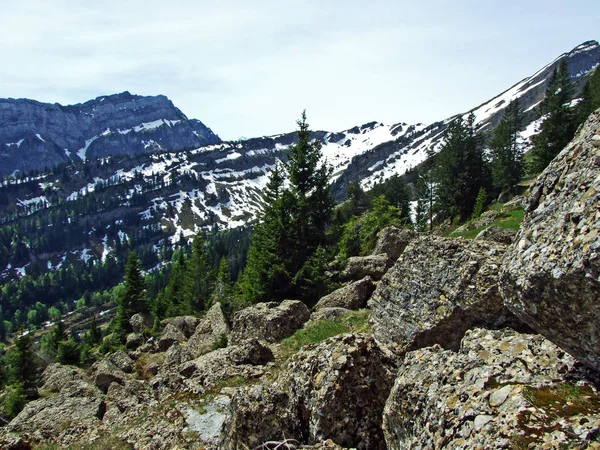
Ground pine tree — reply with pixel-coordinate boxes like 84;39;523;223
7;334;38;394
574;67;600;125
115;251;146;335
531;59;576;173
433;114;489;222
489;98;524;194
242;111;334;305
185;234;214;312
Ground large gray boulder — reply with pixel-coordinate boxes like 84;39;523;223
129;312;153;333
230;300;309;345
160;315;200;339
382;328;599;450
90;359;126;393
369;235;520;355
157;323;187;351
341;253;393;281
500;110;600;370
314;276;375;310
474;225;517;245
186;302;230;358
223;334;394;450
372;226;416;261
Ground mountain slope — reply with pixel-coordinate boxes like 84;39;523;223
0;41;599;286
0;92;220;176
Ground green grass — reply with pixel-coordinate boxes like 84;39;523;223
279;310;371;360
449;204;524;239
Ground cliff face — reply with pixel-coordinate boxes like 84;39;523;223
0;92;220;175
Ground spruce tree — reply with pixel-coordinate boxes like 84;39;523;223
433;114;489;222
489;98;524;194
242;111;334;305
531;59;576;173
574;67;600;126
8;334;38;395
115;251;146;335
185;234;214;312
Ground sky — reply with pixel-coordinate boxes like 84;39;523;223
0;1;598;140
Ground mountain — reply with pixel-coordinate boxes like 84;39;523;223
0;91;220;176
0;41;599;286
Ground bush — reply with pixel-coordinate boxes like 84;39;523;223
1;382;27;419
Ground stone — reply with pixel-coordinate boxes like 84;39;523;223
186;303;230;358
341;254;393;281
184;395;231;446
500;109;600;370
307;307;352;324
314;276;375;310
369;235;521;355
125;332;144;350
223;334;394;450
129;312;154;333
382;328;598;450
106;350;134;374
372;226;416;261
160;315;200;339
90;359;126;393
474;225;517;245
230;300;309;345
40;363;98;398
157;323;187;351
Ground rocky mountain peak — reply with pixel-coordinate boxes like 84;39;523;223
0;92;220;176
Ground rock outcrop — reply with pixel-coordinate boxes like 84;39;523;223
314;276;375;310
186;303;230;358
500;109;600;370
369;235;519;355
372;227;416;261
474;225;517;245
341;254;393;281
0;92;220;175
230;300;309;345
383;328;600;449
223;334;394;450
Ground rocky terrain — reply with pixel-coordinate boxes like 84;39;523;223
1;107;600;449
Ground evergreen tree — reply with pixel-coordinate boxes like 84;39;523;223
185;234;214;312
210;256;233;312
7;334;38;394
489;99;524;194
115;251;146;335
574;67;600;125
242;112;334;305
414;148;436;232
433;114;489;222
531;59;576;173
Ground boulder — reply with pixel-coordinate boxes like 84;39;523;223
474;225;517;244
341;254;392;281
382;328;600;450
186;303;230;358
171;339;274;394
125;332;144;350
500;110;600;370
223;334;394;450
230;300;309;345
160;315;200;338
308;307;351;324
102;379;156;426
40;363;98;398
7;365;105;442
90;359;126;393
129;312;153;333
369;235;520;355
314;277;375;310
106;350;134;374
161;343;193;371
157;323;187;351
372;227;416;261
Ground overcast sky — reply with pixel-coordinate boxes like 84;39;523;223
0;1;598;140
